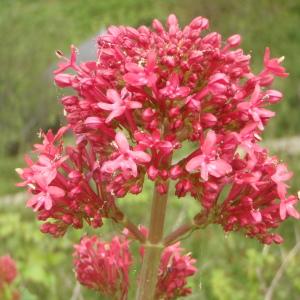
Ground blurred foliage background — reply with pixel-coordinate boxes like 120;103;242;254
0;0;299;299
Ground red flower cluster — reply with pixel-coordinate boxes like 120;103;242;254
74;232;196;300
18;14;298;244
73;236;132;299
17;128;108;236
155;242;197;299
0;255;19;300
0;255;17;287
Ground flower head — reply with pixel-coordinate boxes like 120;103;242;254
156;243;197;299
0;255;18;287
73;235;132;299
17;14;298;245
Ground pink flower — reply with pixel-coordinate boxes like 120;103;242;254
237;84;275;130
101;132;151;178
53;45;78;74
271;163;293;200
263;47;289;77
73;235;132;300
279;196;300;220
160;73;191;99
33;126;69;154
26;175;65;211
98;88;142;123
186;131;232;181
124;51;157;88
134;130;178;156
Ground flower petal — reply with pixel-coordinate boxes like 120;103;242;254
115;132;130;152
202;131;216;155
207;159;232;178
48;186;65;198
107;89;122;104
130;150;151;163
185;155;202;173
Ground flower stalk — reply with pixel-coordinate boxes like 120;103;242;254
119;217;146;244
164;222;196;247
136;180;170;300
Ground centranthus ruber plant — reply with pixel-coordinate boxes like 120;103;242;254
17;14;299;299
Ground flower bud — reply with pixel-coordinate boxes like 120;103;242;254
175;179;192;197
62;214;73;224
201;113;218;127
54;73;74;87
227;34;241;47
190;16;209;30
129;184;142;194
264;90;283;103
170;165;183;179
157;183;168;194
152;19;164;33
147;165;159;180
142;108;155;121
169;106;180;118
160;170;169;180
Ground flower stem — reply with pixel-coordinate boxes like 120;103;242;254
163;222;196;246
163;211;209;246
120;217;146;243
110;206;146;244
135;181;169;300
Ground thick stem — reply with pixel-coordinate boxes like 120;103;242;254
136;242;164;300
135;181;169;300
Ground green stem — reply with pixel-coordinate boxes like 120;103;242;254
135;181;169;300
120;217;146;244
163;222;196;246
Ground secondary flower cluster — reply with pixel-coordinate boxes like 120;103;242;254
17;127;108;237
0;255;19;300
73;235;132;299
73;234;196;300
18;15;298;243
156;242;197;300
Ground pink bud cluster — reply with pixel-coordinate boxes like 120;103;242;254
155;243;197;299
0;255;19;300
18;15;299;243
73;233;197;300
17;127;110;236
73;235;132;299
0;255;17;288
